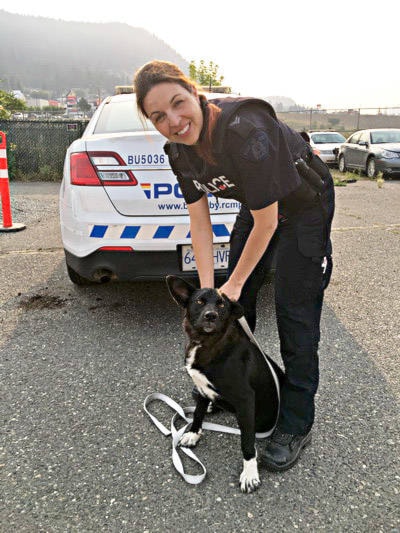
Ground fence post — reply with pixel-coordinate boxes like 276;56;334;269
0;131;26;232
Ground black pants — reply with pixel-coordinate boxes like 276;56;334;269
227;180;334;435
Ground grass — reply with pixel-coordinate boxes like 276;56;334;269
331;168;360;186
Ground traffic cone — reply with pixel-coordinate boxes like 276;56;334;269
0;131;26;232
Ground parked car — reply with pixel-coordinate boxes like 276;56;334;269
12;112;25;120
308;131;346;166
338;128;400;178
59;92;240;285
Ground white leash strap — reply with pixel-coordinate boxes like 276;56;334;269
237;316;281;408
143;393;206;484
144;392;244;485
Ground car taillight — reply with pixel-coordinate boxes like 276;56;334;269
89;151;138;186
70;152;101;186
70;151;138;186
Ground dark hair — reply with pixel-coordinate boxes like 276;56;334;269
133;60;221;165
134;60;197;119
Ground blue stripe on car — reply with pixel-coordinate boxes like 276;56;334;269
121;226;141;239
90;224;231;239
212;224;230;237
153;226;174;239
90;225;108;238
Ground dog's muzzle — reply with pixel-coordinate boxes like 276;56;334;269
200;310;219;333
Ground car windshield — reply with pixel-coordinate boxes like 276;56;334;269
311;133;346;144
370;130;400;144
94;100;156;134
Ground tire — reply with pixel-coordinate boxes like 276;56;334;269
366;157;377;178
67;264;92;286
338;154;346;173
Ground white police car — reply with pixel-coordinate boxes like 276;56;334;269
59;92;240;284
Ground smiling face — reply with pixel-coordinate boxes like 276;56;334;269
143;82;204;145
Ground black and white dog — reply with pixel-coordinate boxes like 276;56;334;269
166;275;283;493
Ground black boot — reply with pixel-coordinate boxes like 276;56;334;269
260;428;312;472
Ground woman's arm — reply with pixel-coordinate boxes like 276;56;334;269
219;201;278;301
187;195;215;288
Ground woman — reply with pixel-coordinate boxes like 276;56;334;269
134;60;335;472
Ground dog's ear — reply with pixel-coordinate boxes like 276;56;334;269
230;299;245;320
166;275;196;308
219;292;244;319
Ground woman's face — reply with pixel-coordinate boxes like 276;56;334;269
143;82;203;145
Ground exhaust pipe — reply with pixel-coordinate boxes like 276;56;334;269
92;269;114;283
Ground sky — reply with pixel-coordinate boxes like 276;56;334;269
5;0;400;109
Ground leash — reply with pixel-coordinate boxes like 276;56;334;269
237;316;281;431
143;317;281;485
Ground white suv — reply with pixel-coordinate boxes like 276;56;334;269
59;92;240;284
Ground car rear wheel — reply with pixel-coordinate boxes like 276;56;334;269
366;157;377;178
338;154;346;173
67;264;93;286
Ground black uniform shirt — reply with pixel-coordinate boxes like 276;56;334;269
167;99;307;212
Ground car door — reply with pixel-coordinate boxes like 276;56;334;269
356;130;371;168
343;132;361;169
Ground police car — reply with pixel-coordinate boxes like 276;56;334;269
59;91;240;284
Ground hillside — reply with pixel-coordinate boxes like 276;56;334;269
0;10;189;96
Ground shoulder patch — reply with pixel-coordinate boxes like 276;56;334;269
240;129;269;162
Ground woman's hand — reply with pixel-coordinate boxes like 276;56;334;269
218;278;243;302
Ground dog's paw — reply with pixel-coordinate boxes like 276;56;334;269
179;430;202;448
239;457;261;493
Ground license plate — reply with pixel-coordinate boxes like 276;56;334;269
181;243;230;271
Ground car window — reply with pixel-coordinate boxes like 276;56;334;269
371;130;400;144
93;100;156;134
359;131;369;143
311;133;346;144
348;132;361;144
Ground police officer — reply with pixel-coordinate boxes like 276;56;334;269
134;60;335;472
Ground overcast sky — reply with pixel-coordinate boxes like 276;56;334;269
6;1;400;109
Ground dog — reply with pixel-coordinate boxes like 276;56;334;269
166;275;284;493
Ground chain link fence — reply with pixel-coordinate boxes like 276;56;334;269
277;108;400;137
0;119;88;180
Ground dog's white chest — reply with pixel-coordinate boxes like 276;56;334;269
186;345;219;402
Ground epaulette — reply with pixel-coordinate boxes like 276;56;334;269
226;115;258;139
211;97;278;154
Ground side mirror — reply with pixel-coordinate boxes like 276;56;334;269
359;141;369;147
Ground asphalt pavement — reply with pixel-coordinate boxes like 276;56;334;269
1;179;399;532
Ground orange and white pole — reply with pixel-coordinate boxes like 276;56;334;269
0;131;25;232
